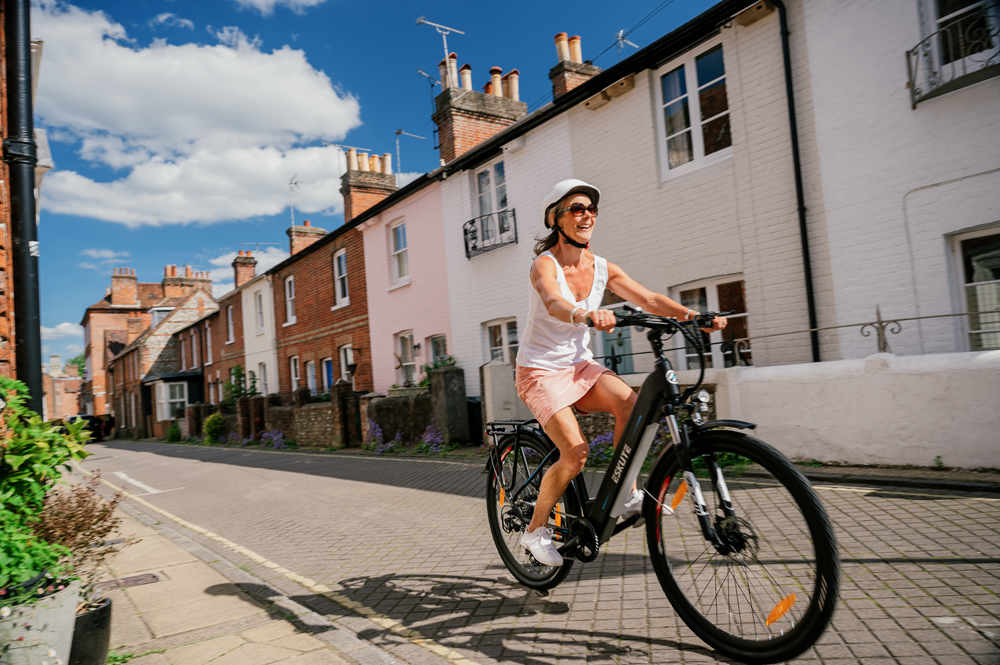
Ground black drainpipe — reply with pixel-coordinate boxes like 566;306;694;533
4;0;42;410
771;0;820;362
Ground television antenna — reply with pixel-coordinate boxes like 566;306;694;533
287;174;301;227
615;29;639;53
240;240;281;254
394;129;426;173
416;16;465;63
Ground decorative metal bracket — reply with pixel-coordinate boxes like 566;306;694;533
859;305;902;353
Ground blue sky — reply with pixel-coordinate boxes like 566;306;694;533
33;0;718;363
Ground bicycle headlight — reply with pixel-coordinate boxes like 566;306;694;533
696;389;711;404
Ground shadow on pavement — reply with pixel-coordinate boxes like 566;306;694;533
298;572;731;665
204;581;340;635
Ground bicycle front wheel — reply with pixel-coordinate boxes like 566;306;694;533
486;433;575;590
645;429;839;664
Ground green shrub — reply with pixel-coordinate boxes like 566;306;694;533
202;413;227;443
0;376;89;601
165;421;182;442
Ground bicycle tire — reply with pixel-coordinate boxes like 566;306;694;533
486;433;576;590
644;429;839;664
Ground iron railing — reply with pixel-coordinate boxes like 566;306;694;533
463;209;518;259
594;307;1000;374
906;1;1000;108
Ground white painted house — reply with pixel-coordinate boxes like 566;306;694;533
436;0;999;396
240;272;279;397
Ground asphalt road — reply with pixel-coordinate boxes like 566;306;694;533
81;441;1000;665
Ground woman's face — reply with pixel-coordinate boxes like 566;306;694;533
556;193;596;246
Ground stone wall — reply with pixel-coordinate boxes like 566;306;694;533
293;402;335;448
366;390;433;445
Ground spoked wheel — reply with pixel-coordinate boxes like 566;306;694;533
645;430;839;664
486;433;575;590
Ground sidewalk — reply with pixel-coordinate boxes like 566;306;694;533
101;509;362;665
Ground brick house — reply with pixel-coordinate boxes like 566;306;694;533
106;289;216;438
41;354;81;421
270;220;374;396
80;265;211;416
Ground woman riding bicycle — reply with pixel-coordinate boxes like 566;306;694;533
515;178;727;566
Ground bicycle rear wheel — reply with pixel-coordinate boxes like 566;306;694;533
486;433;575;590
645;429;838;664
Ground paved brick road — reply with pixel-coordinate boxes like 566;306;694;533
83;442;1000;665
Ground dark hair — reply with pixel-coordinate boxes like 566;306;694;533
533;228;560;256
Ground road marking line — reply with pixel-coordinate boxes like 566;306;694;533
112;471;183;495
84;466;481;665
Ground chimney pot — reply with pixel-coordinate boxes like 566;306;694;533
438;59;449;88
554;32;570;61
507;69;520;101
568;35;583;64
347;148;358;171
370;153;381;173
184;265;193;278
447;52;459;88
304;220;311;227
382;153;392;175
358;152;370;172
459;63;472;90
490;66;503;96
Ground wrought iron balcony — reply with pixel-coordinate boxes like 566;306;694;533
463;208;518;259
906;1;1000;108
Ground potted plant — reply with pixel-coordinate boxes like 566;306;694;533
34;474;137;665
0;377;89;664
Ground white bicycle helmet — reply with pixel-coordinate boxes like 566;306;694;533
541;179;601;229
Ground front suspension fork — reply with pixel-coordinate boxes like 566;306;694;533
667;416;735;547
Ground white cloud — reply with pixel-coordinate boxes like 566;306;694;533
64;343;84;354
81;248;130;260
78;261;99;270
42;322;84;340
151;12;194;30
233;0;328;16
32;1;361;226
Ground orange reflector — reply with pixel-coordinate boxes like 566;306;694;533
553;502;562;528
498;487;505;506
670;480;688;511
765;594;796;626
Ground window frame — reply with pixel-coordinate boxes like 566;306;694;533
179;338;187;371
483;317;519;364
333;249;350;308
191;329;199;368
305;360;317;394
255;290;265;334
389;220;410;286
284;276;297;325
226;305;235;343
289;355;300;390
394;330;417;386
205;322;213;364
653;37;733;181
338;344;355;384
258;362;269;395
950;225;1000;351
670;275;750;370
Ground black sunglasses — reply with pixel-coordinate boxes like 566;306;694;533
558;202;598;216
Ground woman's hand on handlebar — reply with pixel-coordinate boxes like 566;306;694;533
694;312;728;334
585;308;617;332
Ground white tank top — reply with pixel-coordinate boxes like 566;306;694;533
516;251;608;371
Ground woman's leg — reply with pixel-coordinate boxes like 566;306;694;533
574;372;638;450
526;406;588;533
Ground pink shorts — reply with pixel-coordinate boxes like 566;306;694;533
515;360;613;427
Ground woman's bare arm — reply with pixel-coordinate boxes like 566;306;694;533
530;256;588;324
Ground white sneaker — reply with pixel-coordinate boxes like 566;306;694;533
519;527;563;566
622;489;644;517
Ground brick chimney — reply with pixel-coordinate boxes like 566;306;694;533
162;264;213;298
339;149;397;222
432;53;528;164
110;267;138;306
232;250;257;288
287;219;327;255
549;33;601;99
